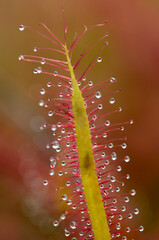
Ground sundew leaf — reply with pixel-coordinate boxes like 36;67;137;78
19;10;144;240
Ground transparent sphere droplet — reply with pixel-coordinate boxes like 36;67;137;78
53;220;59;227
39;100;44;107
82;76;86;81
131;189;136;196
117;166;122;172
128;213;133;219
36;67;41;74
60;214;66;221
19;55;24;61
124;196;129;202
51;125;57;131
40;88;45;95
105;120;110;126
70;221;77;229
126;227;130;232
105;41;109;46
110;77;116;83
109;97;115;104
122;143;127;149
33;69;38;74
43;180;48;186
124;156;130;162
89;81;93;86
58;82;62;87
122;236;127;240
41;59;45;64
97;57;102;62
139;226;144;232
130;119;134;124
98;104;103;109
62;194;67;201
47;82;51;87
19;25;25;31
48;111;53;117
54;71;58;76
134;208;139;215
49;169;54;176
33;47;38;52
52;141;59;149
95;91;102;99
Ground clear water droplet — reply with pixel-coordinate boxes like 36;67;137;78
43;180;48;186
19;25;25;31
134;208;139;214
19;55;24;61
41;59;45;64
89;81;93;86
49;169;54;176
47;82;51;87
52;141;59;149
139;226;144;232
40;88;45;95
48;111;53;117
53;220;59;227
54;71;58;76
105;120;110;126
62;194;67;201
33;47;38;52
38;100;44;107
131;189;136;196
122;143;127;149
109;97;115;104
70;221;77;229
51;125;57;131
97;57;102;62
95;91;102;98
110;77;116;83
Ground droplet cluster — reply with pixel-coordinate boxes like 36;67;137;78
19;20;143;240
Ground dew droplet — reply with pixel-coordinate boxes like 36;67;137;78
43;180;48;186
52;141;59;149
109;97;115;104
41;59;45;64
89;81;93;86
51;125;57;131
60;214;66;221
95;91;102;98
117;166;122;172
53;220;59;227
33;47;38;52
130;119;134;124
98;104;103;109
70;221;77;229
49;169;54;176
47;82;51;87
19;25;25;31
82;76;86;81
19;55;24;61
38;100;44;107
105;120;110;126
110;77;116;83
37;67;42;73
121;143;127;149
54;71;58;76
124;156;130;162
97;57;102;62
139;226;144;232
134;208;139;215
130;189;136;196
48;111;53;117
33;69;38;74
62;194;67;201
40;88;45;95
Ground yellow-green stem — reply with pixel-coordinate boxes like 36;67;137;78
65;46;111;240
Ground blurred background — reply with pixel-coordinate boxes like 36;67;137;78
0;0;159;239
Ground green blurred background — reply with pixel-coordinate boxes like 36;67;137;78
0;0;159;239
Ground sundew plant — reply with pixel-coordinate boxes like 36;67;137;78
19;10;144;240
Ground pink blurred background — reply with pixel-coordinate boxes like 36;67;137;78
0;0;159;239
